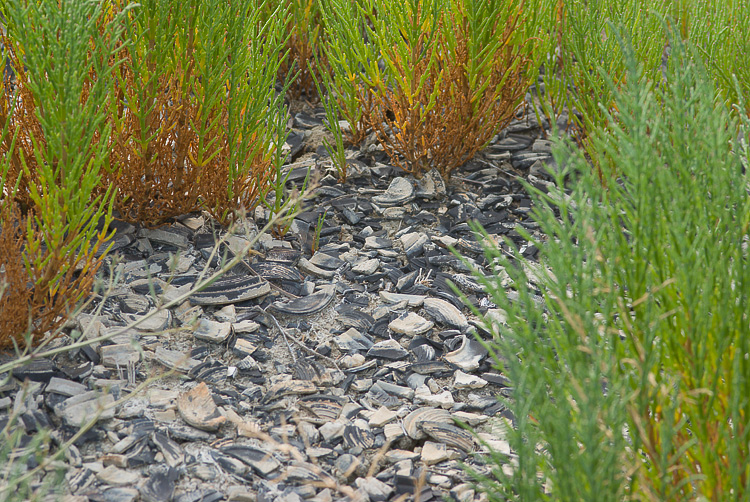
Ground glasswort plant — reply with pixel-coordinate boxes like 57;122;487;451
468;32;750;501
106;0;289;226
0;0;121;348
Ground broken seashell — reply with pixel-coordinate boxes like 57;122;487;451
423;298;469;331
261;379;317;404
269;285;335;316
308;252;345;271
367;339;409;360
389;312;434;336
265;246;302;265
189;275;270;306
292;358;332;385
336;305;375;332
443;335;488;371
250;261;304;283
402;407;452;440
151;431;184;468
154;347;201;373
177;382;226;432
221;444;280;477
192;318;232;343
419;421;474;452
343;420;375;449
408;361;452;376
299;394;344;421
373;177;415;207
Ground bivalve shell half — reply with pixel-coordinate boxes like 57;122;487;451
261;380;317;404
189;275;270;306
419;421;474;452
270;285;335;316
423;298;469;331
443;335;488;372
373;177;415;207
177;382;226;432
402;407;452;440
299;395;344;422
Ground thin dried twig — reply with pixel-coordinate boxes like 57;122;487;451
265;311;343;372
265;310;298;363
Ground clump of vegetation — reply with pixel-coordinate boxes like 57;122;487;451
318;0;535;178
0;0;118;349
3;0;750;499
539;0;750;160
541;0;670;146
315;0;373;145
685;0;750;118
468;30;750;501
366;0;535;178
106;0;289;226
0;0;293;346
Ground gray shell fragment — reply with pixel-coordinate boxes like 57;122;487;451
443;335;488;371
270;285;335;316
373;177;415;207
402;407;452;440
189;275;270;306
423;298;469;330
419;421;474;452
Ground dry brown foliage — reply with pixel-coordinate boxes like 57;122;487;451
0;203;106;350
197;129;275;225
106;74;275;226
358;34;440;177
280;27;324;100
0;35;108;350
3;2;279;230
104;4;275;227
105;65;205;226
0;64;50;213
0;205;34;349
360;9;530;179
